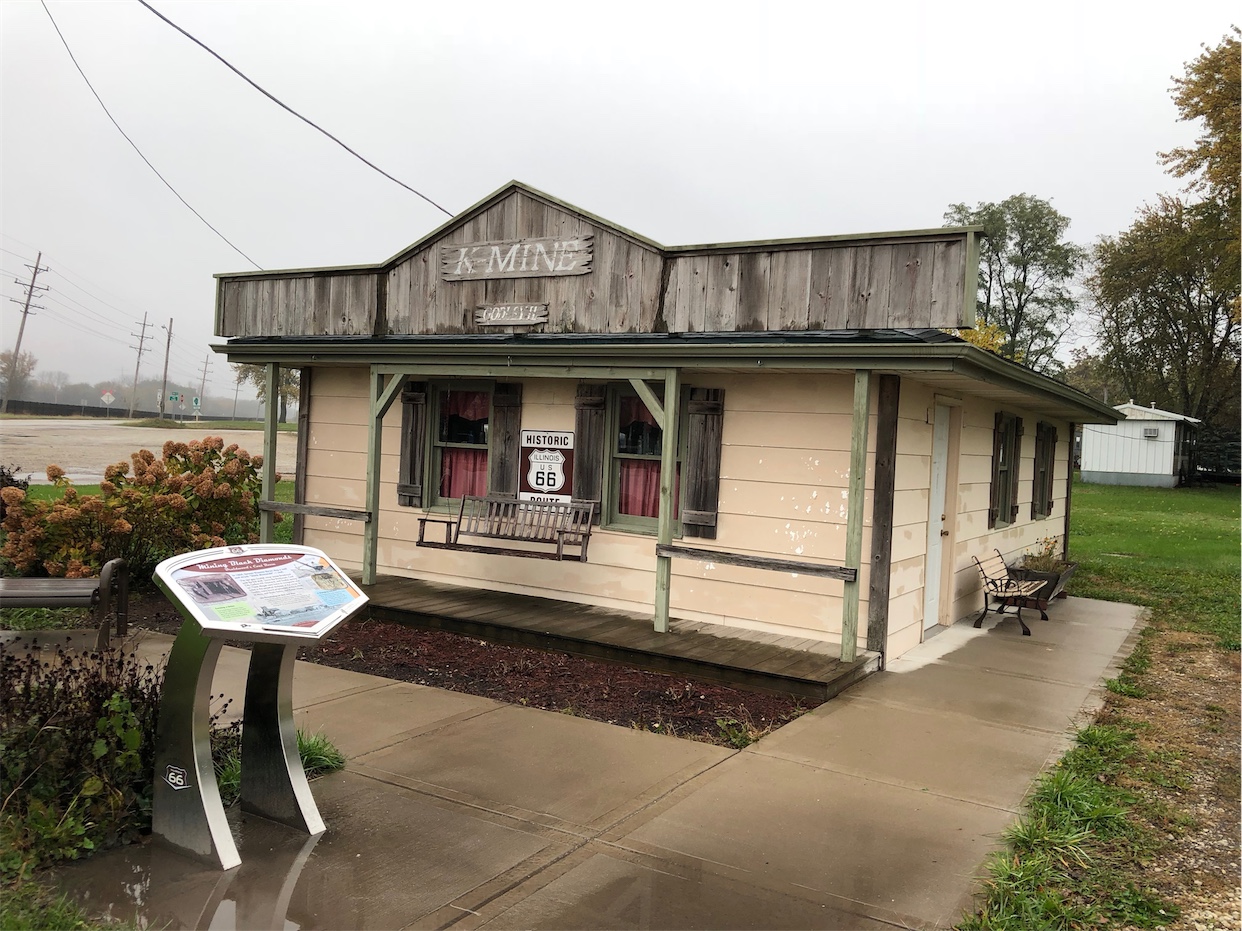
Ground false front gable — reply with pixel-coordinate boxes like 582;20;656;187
215;182;980;339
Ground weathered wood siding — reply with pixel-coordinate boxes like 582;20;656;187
385;191;662;335
665;238;965;332
218;272;378;338
215;187;972;338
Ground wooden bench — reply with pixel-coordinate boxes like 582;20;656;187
0;558;130;650
972;549;1046;636
417;495;595;561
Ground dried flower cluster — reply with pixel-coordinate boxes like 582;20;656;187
0;437;278;580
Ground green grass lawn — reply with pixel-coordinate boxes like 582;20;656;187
964;479;1240;929
1068;481;1240;648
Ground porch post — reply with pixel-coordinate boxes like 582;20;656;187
654;367;680;632
259;363;279;544
362;369;384;585
840;370;872;662
362;370;408;586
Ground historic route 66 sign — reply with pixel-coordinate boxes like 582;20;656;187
519;430;574;503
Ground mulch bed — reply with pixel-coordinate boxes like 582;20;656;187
128;592;820;746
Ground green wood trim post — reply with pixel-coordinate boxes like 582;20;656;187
362;369;384;585
361;370;408;585
628;377;665;430
653;367;680;632
841;369;872;662
259;363;279;543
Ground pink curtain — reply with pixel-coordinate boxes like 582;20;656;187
618;460;660;517
441;390;489;420
618;462;680;518
440;448;487;499
619;395;658;427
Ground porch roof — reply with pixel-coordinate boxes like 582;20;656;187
216;329;1119;424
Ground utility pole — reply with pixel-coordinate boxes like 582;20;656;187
158;318;173;420
1;251;49;414
127;312;151;418
196;352;211;414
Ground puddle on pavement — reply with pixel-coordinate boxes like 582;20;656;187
56;812;326;930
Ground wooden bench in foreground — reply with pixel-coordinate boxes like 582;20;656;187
417;495;594;561
0;558;130;650
972;549;1046;636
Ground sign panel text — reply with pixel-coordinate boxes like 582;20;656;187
475;303;549;326
519;430;574;503
441;235;593;281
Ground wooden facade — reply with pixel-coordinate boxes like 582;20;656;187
217;183;975;339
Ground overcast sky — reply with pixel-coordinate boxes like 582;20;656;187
1;0;1235;403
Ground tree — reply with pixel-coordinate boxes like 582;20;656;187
234;364;300;423
1060;347;1127;407
944;195;1086;372
1089;195;1239;430
1160;28;1240;217
0;350;37;404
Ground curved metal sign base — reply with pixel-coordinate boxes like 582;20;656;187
151;625;326;870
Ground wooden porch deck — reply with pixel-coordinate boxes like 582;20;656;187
358;575;880;701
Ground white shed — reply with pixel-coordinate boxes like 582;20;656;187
1081;402;1201;487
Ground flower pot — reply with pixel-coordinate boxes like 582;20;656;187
1014;561;1078;604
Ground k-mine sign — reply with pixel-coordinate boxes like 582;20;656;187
441;235;593;281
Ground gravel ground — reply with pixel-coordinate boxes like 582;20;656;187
0;419;297;484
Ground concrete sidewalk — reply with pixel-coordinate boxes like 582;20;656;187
56;597;1143;930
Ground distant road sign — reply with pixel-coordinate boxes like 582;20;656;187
101;390;115;405
192;396;201;409
169;393;180;402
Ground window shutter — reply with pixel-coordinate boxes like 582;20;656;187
572;384;606;524
988;411;1004;528
488;382;523;497
397;381;427;506
1008;416;1024;523
683;387;725;539
1046;426;1058;515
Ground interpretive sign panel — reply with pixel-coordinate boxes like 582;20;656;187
518;430;574;503
154;544;366;641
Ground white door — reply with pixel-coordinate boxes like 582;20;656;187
924;404;951;632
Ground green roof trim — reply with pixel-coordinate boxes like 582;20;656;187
212;333;1118;424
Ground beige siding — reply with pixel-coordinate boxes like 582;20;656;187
300;367;1072;660
943;396;1073;628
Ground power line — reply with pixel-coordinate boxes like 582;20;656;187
39;1;263;269
4;239;151;319
135;0;454;218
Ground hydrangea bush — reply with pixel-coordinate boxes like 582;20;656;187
0;437;278;580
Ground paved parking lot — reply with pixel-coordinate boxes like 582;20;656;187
0;418;297;484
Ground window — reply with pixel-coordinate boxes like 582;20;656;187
397;380;522;508
573;382;724;537
610;387;678;526
989;412;1023;528
433;388;490;502
1031;422;1058;519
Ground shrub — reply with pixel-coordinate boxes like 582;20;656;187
0;437;278;581
0;463;30;521
0;641;162;881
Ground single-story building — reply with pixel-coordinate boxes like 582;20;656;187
214;182;1117;664
1081;402;1200;487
